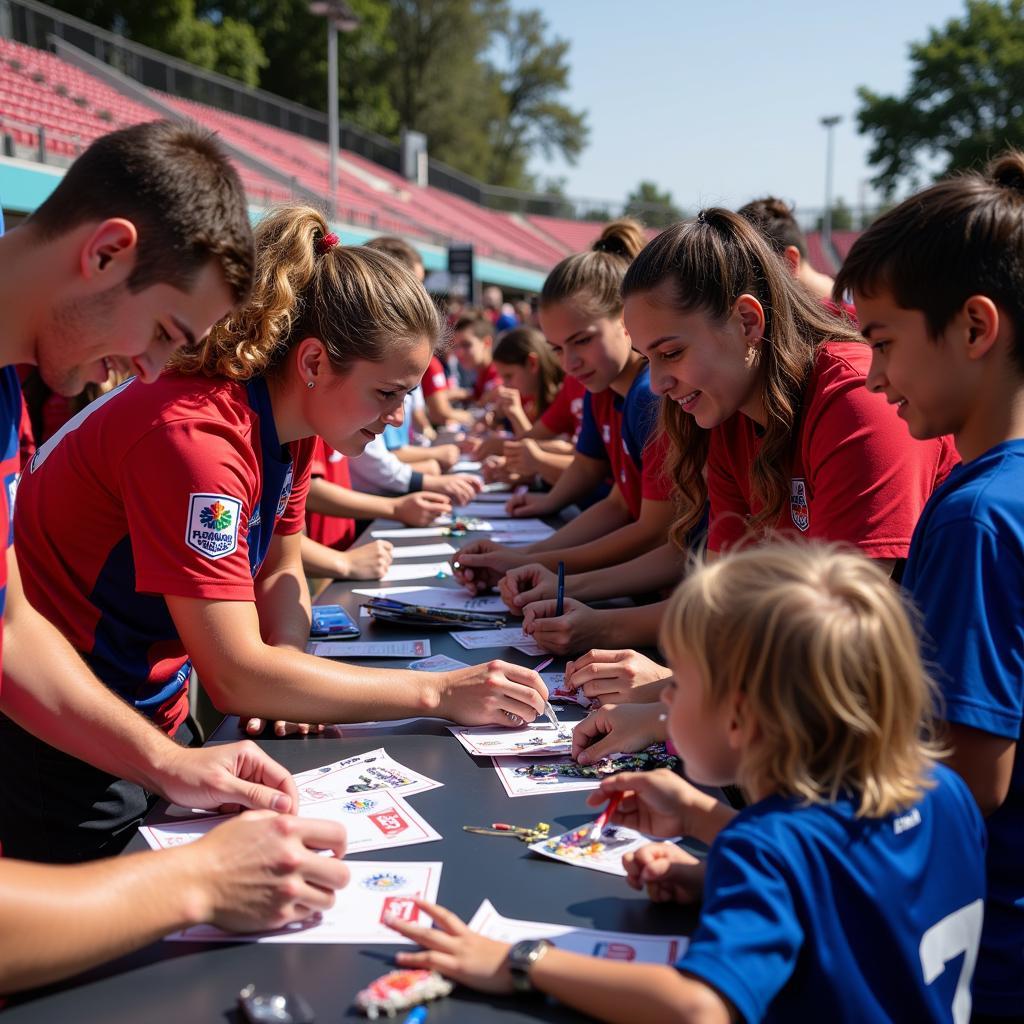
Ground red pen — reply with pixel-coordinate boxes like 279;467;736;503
588;792;623;841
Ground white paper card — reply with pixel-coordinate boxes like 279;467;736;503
468;899;688;963
166;862;443;945
452;460;483;473
390;542;457;559
372;526;451;539
450;627;534;650
308;639;431;658
409;654;471;672
528;820;659;876
381;561;453;582
352;586;506;613
492;755;601;798
292;748;442;800
448;720;575;757
453;502;515;519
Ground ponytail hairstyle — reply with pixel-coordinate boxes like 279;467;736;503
622;209;861;548
736;196;808;258
492;326;564;415
836;149;1024;374
540;218;646;319
172;205;443;381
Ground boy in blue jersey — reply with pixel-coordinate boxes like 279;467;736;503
387;542;987;1023
0;122;349;993
835;151;1024;1021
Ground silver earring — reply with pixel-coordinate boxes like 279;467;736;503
306;380;315;389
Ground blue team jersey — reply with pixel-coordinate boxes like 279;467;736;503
0;366;21;675
679;765;986;1023
902;439;1024;1015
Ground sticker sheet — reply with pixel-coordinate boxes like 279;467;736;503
292;748;442;800
308;639;431;658
528;820;657;876
352;586;506;614
468;899;688;963
448;720;576;757
167;861;443;945
141;789;441;856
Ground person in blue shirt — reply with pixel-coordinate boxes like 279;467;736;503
387;541;987;1023
834;150;1024;1021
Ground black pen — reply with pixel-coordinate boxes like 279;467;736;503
556;560;565;616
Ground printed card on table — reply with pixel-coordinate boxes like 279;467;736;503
452;502;516;519
167;861;443;945
380;561;453;583
544;672;595;709
292;748;442;800
450;627;536;650
143;788;440;856
468;899;688;963
390;542;457;559
308;639;431;658
528;820;658;876
492;754;602;799
372;526;452;539
408;653;470;673
448;720;576;758
352;585;506;614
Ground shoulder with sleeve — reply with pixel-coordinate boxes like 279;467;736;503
621;364;661;453
574;389;607;461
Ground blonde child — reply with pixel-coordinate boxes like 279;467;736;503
389;542;986;1023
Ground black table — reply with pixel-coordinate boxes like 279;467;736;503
6;515;697;1023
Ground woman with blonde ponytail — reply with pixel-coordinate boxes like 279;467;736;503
9;204;548;860
452;219;677;606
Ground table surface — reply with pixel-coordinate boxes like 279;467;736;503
6;513;697;1023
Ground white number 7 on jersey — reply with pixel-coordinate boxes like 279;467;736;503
919;899;984;1024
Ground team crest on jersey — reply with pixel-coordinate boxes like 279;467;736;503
276;464;294;518
789;478;810;532
186;493;242;559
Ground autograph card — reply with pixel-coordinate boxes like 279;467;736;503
292;748;442;800
468;899;687;963
448;720;576;757
408;654;471;672
167;862;443;945
352;586;507;614
529;820;656;876
450;627;534;650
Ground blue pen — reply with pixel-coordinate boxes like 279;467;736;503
556;560;565;616
403;1007;428;1024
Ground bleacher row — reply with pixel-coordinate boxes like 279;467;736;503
0;35;849;276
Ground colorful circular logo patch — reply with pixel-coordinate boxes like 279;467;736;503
344;798;376;813
362;872;408;892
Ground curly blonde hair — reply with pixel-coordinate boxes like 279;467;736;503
660;541;944;818
172;204;443;381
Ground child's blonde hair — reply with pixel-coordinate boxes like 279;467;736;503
172;204;443;381
659;541;943;818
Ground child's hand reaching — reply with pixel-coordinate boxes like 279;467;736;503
623;842;706;904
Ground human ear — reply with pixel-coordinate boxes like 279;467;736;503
783;246;801;277
294;336;329;386
526;352;539;373
961;295;1000;361
726;691;750;751
80;219;137;282
734;294;766;349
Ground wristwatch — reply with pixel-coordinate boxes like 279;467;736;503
507;938;553;993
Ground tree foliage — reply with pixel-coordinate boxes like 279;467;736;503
815;197;853;232
857;0;1024;197
624;180;683;228
57;0;588;190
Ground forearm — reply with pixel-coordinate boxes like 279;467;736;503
255;559;312;651
306;478;396;520
583;601;668;648
507;406;533;437
571;543;686;602
539;454;607;512
0;608;180;793
0;848;203;993
530;448;575;485
531;950;727;1024
300;535;353;581
525;495;631;556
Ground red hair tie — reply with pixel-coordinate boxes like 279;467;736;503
316;231;339;255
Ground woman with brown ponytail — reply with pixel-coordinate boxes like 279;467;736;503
8;204;547;863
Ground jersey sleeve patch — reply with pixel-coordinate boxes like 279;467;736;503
185;493;242;560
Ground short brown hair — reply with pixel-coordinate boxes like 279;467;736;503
452;314;493;339
365;235;424;277
737;196;807;258
28;120;254;303
172;204;442;381
835;150;1024;372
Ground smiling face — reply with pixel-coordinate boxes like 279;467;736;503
660;649;741;788
537;299;631;393
304;334;434;457
625;281;766;428
854;287;979;443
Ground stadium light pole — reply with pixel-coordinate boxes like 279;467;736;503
820;114;842;253
309;0;360;217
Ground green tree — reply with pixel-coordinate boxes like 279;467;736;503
624;180;683;228
857;0;1024;197
815;197;854;232
486;8;589;189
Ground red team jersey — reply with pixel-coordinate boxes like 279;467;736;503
575;365;673;519
420;356;449;398
707;342;959;556
539;375;586;440
15;373;313;734
306;438;357;551
0;367;24;698
472;361;501;402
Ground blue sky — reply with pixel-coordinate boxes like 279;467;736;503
513;0;968;216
